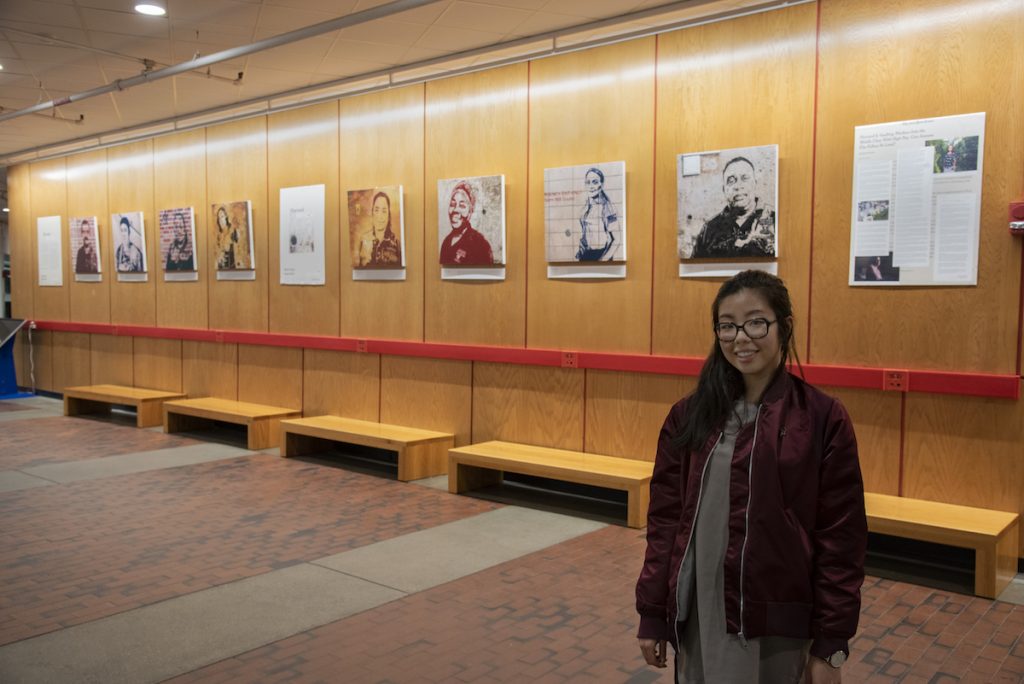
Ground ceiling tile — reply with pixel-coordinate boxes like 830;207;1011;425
352;0;453;26
166;0;262;27
243;33;337;71
507;10;585;36
336;18;428;45
324;38;406;66
260;0;358;12
0;1;82;28
435;1;534;33
3;41;90;65
78;8;171;39
413;23;505;52
235;64;315;97
542;0;646;20
254;4;340;34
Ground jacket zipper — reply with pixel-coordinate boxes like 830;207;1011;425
674;432;722;648
737;404;762;647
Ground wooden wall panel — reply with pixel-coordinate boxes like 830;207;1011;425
66;150;111;324
585;371;692;461
339;85;424;341
653;5;817;357
51;332;91;391
424;64;528;346
133;337;182;392
31;330;55;392
826;386;902;495
302;349;378;420
30;158;70;322
8;164;33;319
267;102;340;335
182;340;237;399
473;363;583;450
107;141;157;326
527;40;656;353
154;129;208;329
238;344;302;410
380;355;471;446
207;117;269;332
811;0;1024;372
903;390;1024;550
90;334;133;386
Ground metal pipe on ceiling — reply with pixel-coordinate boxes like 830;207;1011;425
0;0;440;124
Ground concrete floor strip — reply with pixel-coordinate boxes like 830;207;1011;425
1;444;254;490
313;506;606;593
0;470;54;493
0;563;405;684
0;408;62;423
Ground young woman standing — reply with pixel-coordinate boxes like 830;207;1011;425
636;270;866;683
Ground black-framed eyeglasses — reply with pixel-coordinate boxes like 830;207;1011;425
714;318;777;342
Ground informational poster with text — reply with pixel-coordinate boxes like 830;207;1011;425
849;112;985;286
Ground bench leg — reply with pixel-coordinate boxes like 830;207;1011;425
982;522;1020;599
136;401;164;428
247;418;281;451
64;396;111;419
398;439;452;482
281;432;330;458
164;410;208;435
626;483;651;529
448;461;502;494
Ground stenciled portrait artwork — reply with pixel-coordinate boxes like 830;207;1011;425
677;145;778;260
544;161;626;263
347;186;405;269
211;200;254;270
70;216;101;274
158;207;197;272
111;211;147;273
437;175;505;266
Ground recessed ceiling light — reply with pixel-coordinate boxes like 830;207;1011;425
135;2;166;16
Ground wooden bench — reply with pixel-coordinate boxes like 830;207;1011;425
448;440;654;528
280;415;454;482
163;397;300;450
64;384;186;428
865;492;1019;599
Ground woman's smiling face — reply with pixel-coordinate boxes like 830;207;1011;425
716;288;783;390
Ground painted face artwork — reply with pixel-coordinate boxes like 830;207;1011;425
723;159;755;213
449;188;471;230
585;171;602;198
372;194;389;233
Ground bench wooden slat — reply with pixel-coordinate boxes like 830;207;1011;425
64;384;186;428
448;440;653;528
280;415;453;481
865;492;1019;599
163;397;300;450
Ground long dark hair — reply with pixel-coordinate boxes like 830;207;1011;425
677;270;802;452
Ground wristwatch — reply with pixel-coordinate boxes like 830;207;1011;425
826;650;847;668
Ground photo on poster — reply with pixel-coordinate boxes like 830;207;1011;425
70;216;101;274
926;136;980;174
211;200;254;270
437;175;505;266
857;200;889;222
853;253;900;282
158;207;197;272
347;185;405;269
677;145;778;260
111;211;147;273
544;162;626;263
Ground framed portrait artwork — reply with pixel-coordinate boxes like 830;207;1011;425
347;185;405;281
678;145;779;262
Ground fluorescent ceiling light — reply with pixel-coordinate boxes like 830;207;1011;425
134;2;166;16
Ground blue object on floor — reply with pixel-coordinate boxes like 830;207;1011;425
0;318;33;400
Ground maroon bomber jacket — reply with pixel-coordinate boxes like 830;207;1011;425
635;370;867;662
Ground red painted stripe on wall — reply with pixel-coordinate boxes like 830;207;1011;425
31;319;1019;399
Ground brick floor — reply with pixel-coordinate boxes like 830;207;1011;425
164;526;1024;684
0;451;497;646
0;415;202;469
0;400;31;412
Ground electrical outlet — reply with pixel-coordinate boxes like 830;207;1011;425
561;351;578;368
356;339;368;353
883;369;908;392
